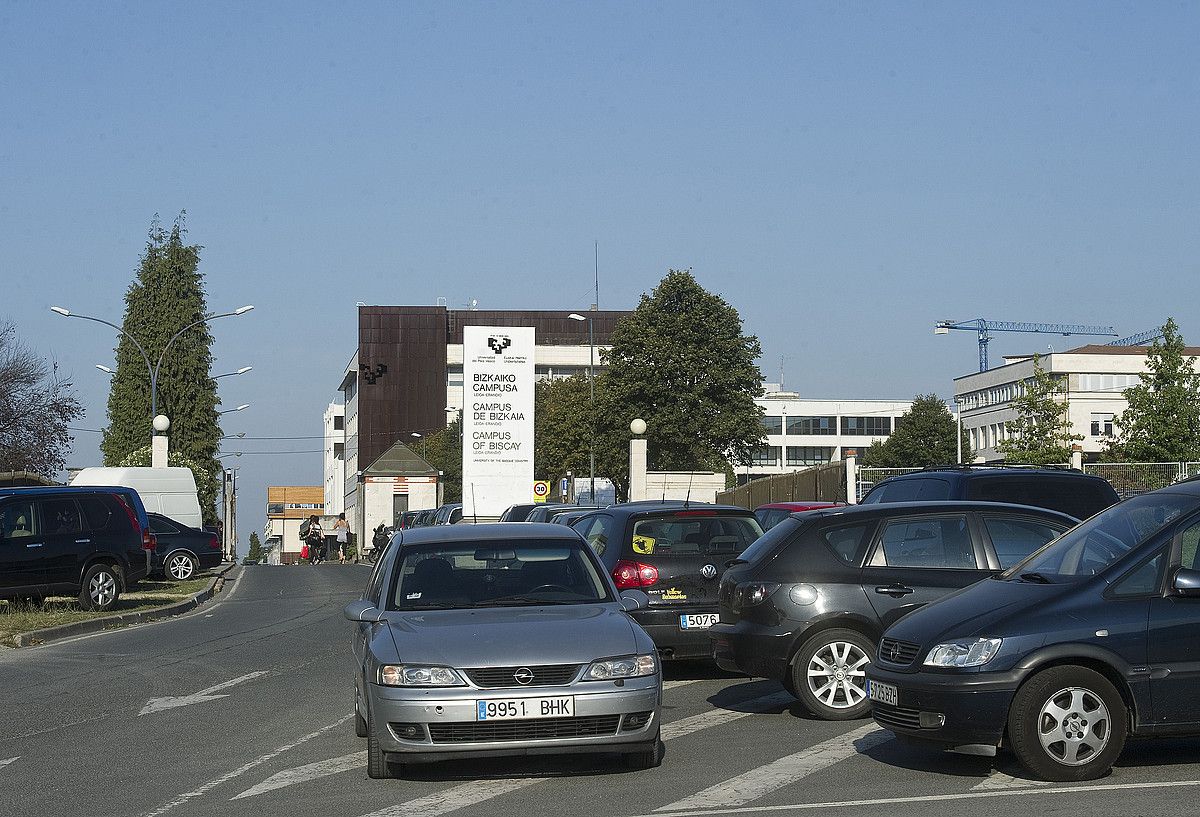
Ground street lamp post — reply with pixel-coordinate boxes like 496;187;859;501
218;403;251;415
52;304;253;467
411;432;426;460
568;312;596;502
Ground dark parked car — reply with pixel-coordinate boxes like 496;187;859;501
344;523;662;777
866;478;1200;781
711;501;1077;719
571;502;764;659
860;465;1119;520
526;504;601;524
755;502;844;531
432;503;464;525
147;512;222;580
551;509;596;527
498;503;538;522
0;485;154;610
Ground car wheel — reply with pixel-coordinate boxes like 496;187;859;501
355;694;368;738
366;715;399;779
79;563;120;611
791;628;873;720
624;734;664;770
1008;666;1127;782
166;551;198;581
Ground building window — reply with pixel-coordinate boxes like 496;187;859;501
267;503;284;515
760;415;783;435
333;415;344;431
447;366;464;387
787;446;834;466
750;446;781;466
841;416;892;436
1090;413;1114;437
333;442;345;459
787;416;836;435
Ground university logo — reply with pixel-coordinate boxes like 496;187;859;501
487;336;512;355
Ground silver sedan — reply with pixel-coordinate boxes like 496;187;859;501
345;523;663;779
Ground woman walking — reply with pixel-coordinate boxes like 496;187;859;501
333;513;350;563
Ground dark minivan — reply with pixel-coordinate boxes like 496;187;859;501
711;501;1076;720
571;502;764;659
865;478;1200;781
0;486;154;610
860;466;1119;521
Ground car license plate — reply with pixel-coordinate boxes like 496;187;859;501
679;613;719;630
475;696;574;721
867;680;898;706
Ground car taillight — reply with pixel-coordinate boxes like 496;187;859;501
613;559;659;590
143;530;157;551
208;534;220;550
114;494;154;550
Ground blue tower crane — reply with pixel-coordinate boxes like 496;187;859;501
1107;329;1163;347
934;318;1118;372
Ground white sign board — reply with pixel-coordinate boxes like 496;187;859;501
462;326;535;518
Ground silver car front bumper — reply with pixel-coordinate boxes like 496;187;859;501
367;676;661;761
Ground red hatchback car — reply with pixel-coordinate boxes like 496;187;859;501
754;502;845;531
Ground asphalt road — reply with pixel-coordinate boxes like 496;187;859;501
2;565;1198;817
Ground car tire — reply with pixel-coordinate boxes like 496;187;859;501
79;563;120;611
1008;666;1127;782
791;628;873;720
624;734;664;770
366;715;399;779
355;695;368;738
165;551;198;581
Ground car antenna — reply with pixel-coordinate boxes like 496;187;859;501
685;470;694;508
471;484;478;524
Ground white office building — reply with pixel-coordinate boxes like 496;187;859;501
323;402;346;519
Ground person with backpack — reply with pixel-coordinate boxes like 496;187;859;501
305;515;324;564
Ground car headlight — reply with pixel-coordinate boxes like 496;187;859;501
583;654;657;680
379;664;466;687
923;638;1002;668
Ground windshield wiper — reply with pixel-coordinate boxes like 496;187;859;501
1018;572;1053;584
477;595;578;607
400;602;464;610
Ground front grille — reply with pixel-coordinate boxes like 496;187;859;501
462;664;581;688
872;701;922;731
877;638;921;666
428;715;620;744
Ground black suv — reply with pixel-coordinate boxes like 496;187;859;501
0;486;154;610
865;478;1200;781
860;466;1119;520
570;502;764;659
711;501;1077;719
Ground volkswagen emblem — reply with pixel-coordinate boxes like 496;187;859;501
513;667;535;685
700;564;718;580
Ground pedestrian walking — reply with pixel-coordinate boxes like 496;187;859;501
333;513;350;564
305;514;324;564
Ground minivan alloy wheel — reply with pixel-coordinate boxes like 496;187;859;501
1037;687;1111;766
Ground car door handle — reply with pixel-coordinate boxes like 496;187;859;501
75;538;91;544
26;542;44;548
875;584;914;597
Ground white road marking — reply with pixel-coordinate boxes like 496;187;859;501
350;690;796;817
657;723;888;811
629;779;1200;817
661;691;794;740
141;713;352;817
0;757;17;769
232;752;367;798
663;679;703;690
973;769;1051;790
139;670;269;715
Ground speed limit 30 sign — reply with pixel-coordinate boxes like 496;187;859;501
532;480;550;502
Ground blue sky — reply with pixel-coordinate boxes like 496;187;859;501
2;2;1198;542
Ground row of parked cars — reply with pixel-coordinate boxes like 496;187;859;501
348;465;1200;782
0;485;222;611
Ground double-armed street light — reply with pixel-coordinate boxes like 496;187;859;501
568;312;596;502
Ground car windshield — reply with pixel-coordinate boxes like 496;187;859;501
390;539;612;610
1002;492;1200;582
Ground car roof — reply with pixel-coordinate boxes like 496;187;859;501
876;466;1108;481
756;502;843;511
0;485;136;497
393;522;585;545
787;500;1079;523
599;502;757;519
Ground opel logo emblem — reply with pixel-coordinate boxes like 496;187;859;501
700;564;717;580
889;644;901;661
513;667;534;685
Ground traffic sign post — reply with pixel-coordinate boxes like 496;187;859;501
532;481;550;503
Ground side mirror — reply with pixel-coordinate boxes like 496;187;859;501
619;589;649;611
1173;567;1200;598
343;599;381;621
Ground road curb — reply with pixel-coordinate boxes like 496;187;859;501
4;562;239;649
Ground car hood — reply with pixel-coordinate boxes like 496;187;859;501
381;604;641;666
884;577;1069;646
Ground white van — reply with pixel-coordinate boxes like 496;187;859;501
70;466;204;529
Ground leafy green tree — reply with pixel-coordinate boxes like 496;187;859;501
860;394;971;467
597;270;765;498
0;319;83;477
534;374;593;495
116;446;219;522
424;417;463;502
996;354;1081;465
100;215;223;524
247;531;262;562
1105;318;1200;462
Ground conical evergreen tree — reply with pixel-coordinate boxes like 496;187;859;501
100;214;222;524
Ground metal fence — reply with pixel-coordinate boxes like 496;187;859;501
716;461;848;509
855;467;923;501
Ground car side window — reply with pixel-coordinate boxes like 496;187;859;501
0;500;38;540
365;546;391;605
41;497;82;535
982;516;1066;570
578;515;613;558
1109;548;1166;597
878;515;977;569
1180;521;1200;571
149;516;177;535
822;522;872;564
77;495;114;532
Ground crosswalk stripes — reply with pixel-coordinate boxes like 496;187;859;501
972;769;1051;790
0;757;17;770
661;691;794;740
233;753;367;799
655;723;889;811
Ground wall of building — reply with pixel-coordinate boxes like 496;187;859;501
323;402;346;518
645;472;726;503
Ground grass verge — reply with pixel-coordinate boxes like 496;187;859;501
0;575;215;642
